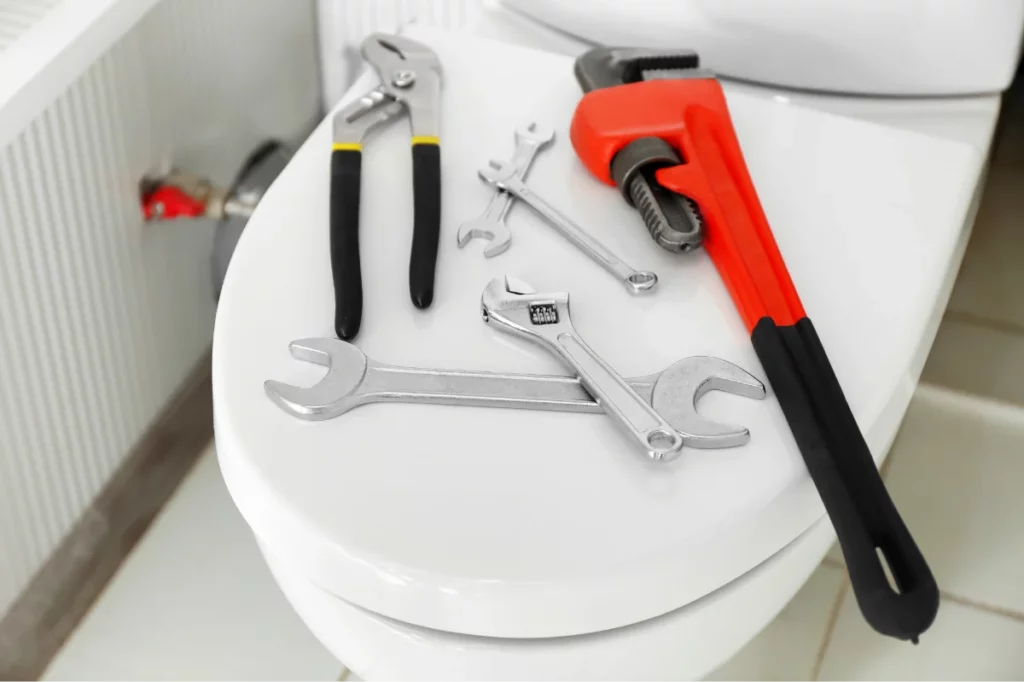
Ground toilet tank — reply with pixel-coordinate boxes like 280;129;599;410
502;0;1024;95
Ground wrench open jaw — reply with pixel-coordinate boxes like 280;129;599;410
265;339;369;419
481;276;684;460
481;276;761;459
264;335;765;449
478;166;658;295
457;121;555;257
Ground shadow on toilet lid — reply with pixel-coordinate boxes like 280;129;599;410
212;27;983;639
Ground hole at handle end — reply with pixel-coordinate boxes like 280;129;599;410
877;546;901;595
647;428;681;454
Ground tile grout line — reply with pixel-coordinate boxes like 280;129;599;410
817;566;1024;622
916;381;1024;423
940;591;1024;624
945;309;1024;339
810;572;850;681
0;352;213;680
820;555;842;570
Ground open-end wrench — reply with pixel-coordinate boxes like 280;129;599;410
457;122;555;257
265;338;765;449
478;160;658;294
481;276;684;460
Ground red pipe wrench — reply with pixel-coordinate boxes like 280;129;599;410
570;48;938;642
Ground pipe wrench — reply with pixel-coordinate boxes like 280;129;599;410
570;47;938;642
331;34;442;340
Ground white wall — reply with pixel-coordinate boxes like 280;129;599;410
316;0;484;109
0;0;321;618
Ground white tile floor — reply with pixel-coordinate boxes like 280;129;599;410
42;452;343;681
43;64;1024;682
713;388;1024;681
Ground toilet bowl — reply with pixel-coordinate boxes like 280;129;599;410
213;17;1000;679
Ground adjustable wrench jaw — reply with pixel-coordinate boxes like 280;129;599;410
480;277;575;346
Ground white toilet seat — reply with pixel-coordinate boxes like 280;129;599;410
261;517;836;681
213;24;984;651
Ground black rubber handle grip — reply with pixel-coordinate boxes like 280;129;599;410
409;143;442;309
330;149;363;340
751;317;939;642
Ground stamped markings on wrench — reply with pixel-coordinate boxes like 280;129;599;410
264;337;765;449
482;276;688;461
478;161;658;294
457;122;555;257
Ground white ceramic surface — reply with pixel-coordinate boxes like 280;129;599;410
260;517;838;681
820;584;1024;681
42;448;342;682
470;3;1004;151
501;0;1024;96
213;28;983;638
882;386;1024;615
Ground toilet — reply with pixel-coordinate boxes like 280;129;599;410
213;3;1023;679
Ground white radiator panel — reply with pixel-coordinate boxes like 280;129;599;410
0;0;320;618
0;0;61;52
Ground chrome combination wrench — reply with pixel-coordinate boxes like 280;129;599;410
478;160;658;294
482;276;714;460
457;122;555;257
265;337;765;450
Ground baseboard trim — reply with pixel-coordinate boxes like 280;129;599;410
0;351;213;681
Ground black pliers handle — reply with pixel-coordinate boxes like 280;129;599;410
330;34;442;340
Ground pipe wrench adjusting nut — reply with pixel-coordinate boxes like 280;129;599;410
610;137;704;253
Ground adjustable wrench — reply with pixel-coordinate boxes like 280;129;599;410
481;276;682;461
478;160;658;295
264;338;765;449
457;122;555;257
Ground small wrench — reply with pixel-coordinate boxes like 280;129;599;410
482;276;682;460
478;160;658;294
265;338;765;449
457;123;555;257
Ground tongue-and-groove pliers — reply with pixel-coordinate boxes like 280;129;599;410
331;33;442;340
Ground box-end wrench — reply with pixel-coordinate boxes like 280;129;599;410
481;276;683;460
457;122;555;257
264;338;765;449
478;160;657;294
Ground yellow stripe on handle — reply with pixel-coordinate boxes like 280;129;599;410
332;142;362;151
411;135;440;146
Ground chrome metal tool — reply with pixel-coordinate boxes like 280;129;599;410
478;160;657;294
457;122;555;257
330;33;443;340
265;338;765;449
481;276;683;460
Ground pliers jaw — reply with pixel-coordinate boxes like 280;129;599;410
332;33;442;146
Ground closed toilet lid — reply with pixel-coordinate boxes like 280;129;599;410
213;28;982;638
